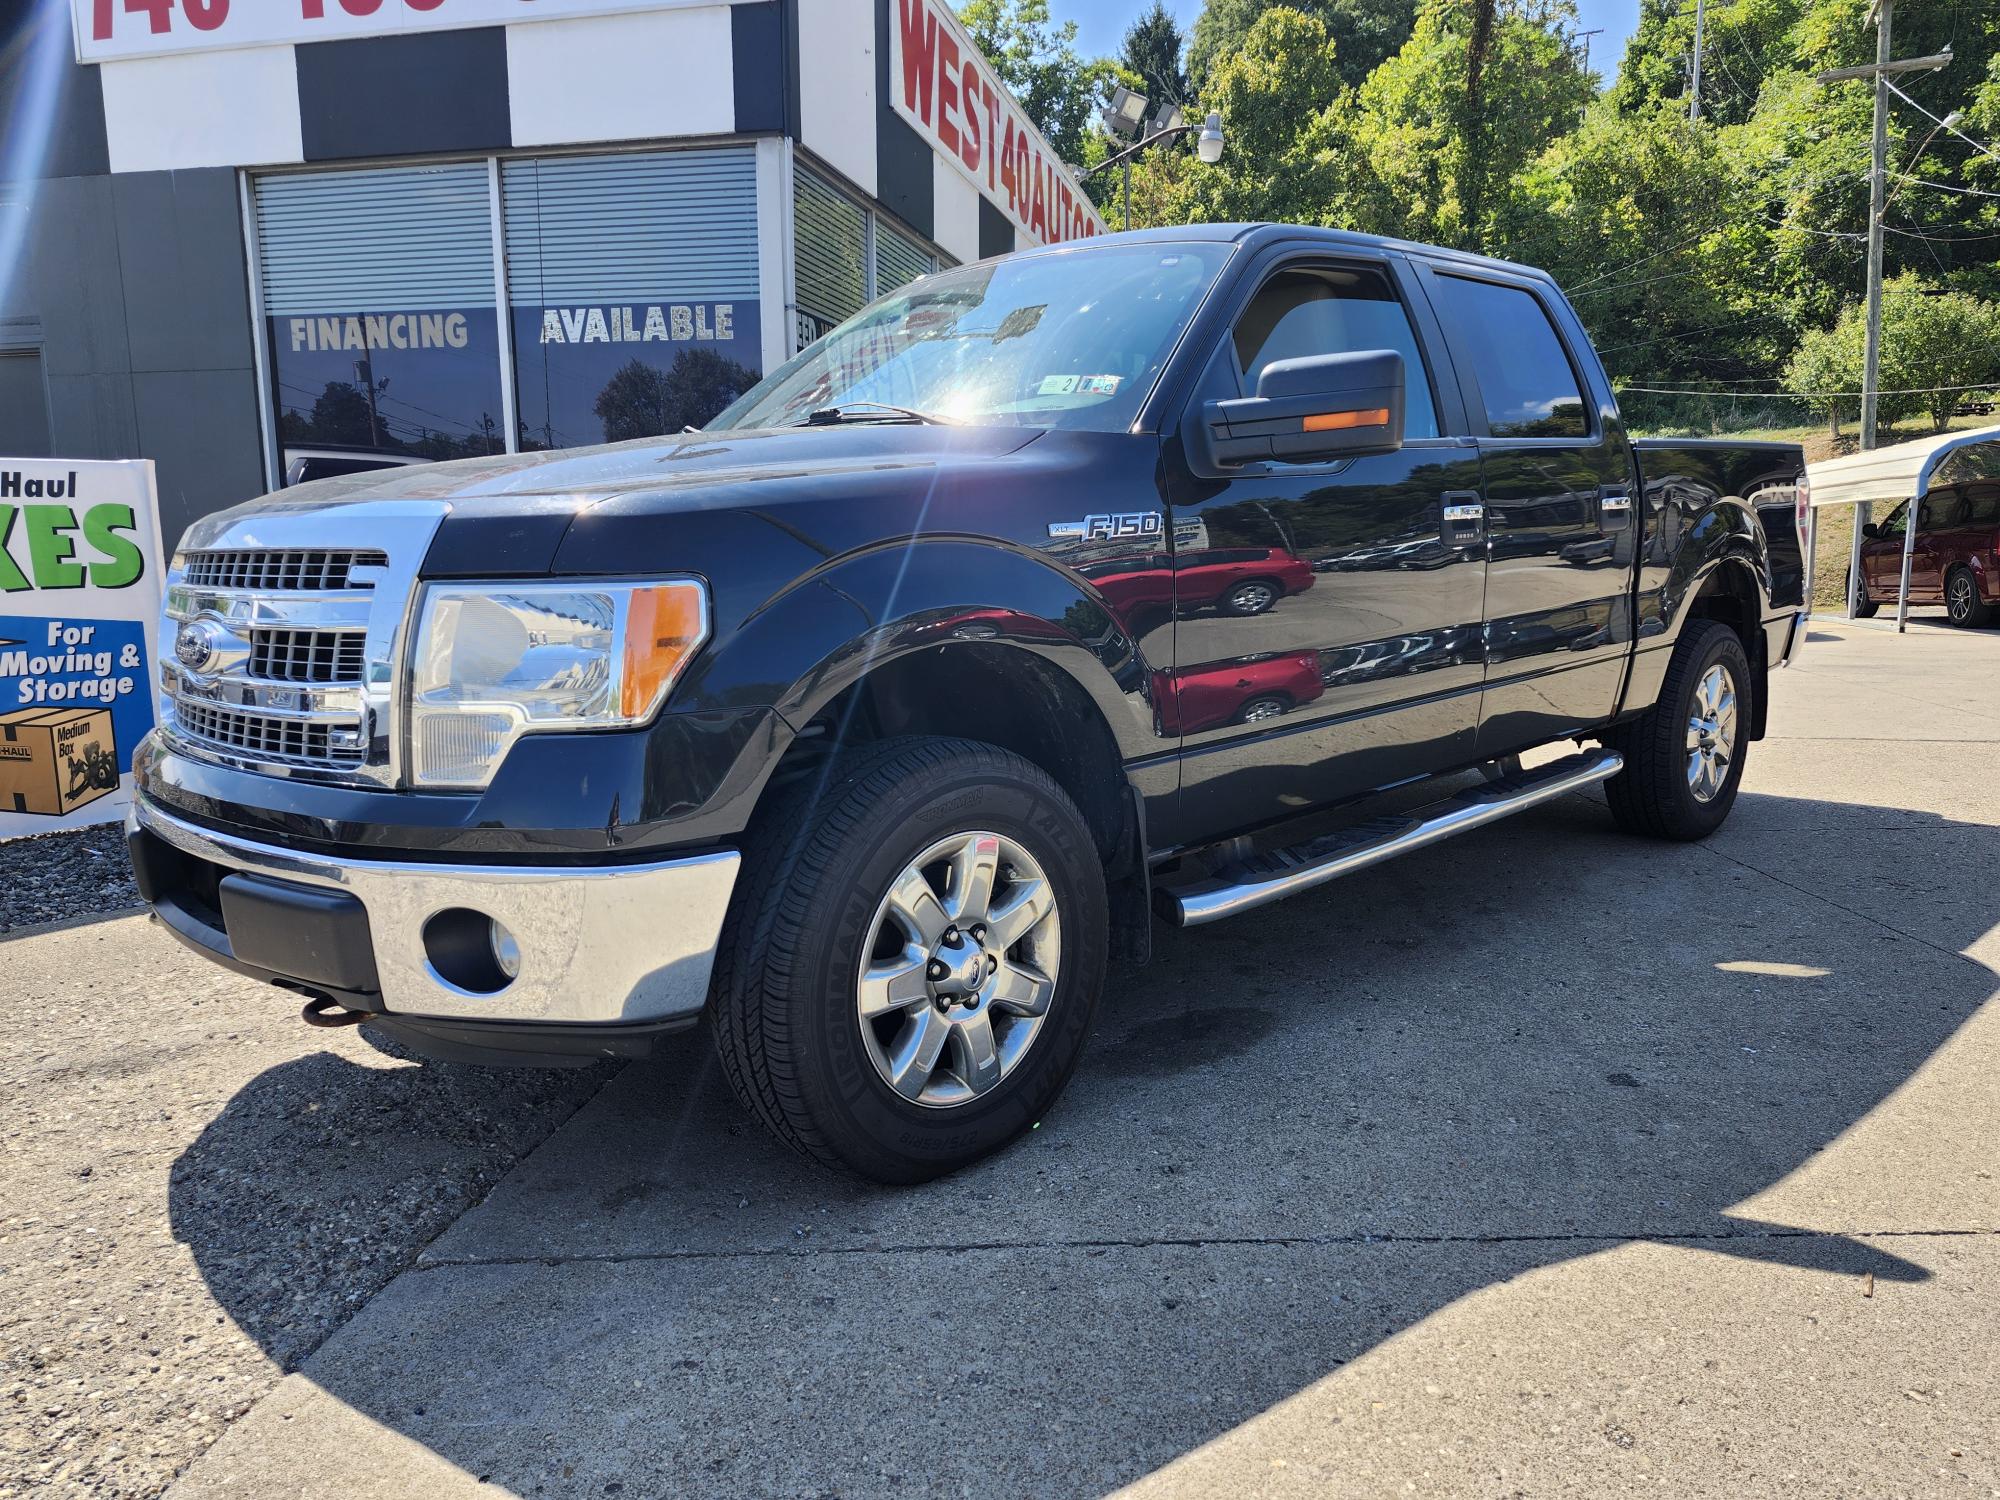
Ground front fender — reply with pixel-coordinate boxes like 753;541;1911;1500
670;537;1162;761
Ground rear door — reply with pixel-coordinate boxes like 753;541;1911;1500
1419;267;1637;758
1163;249;1489;842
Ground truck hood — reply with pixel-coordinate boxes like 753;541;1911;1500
211;424;1044;521
187;424;1049;575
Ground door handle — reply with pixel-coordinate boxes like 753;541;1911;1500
1599;488;1633;530
1441;491;1485;548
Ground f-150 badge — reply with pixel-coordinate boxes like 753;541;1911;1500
1049;512;1163;542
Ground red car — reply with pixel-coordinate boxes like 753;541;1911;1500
1155;652;1326;736
1082;547;1314;619
1852;480;2000;627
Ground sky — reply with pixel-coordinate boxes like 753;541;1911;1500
1062;0;1644;84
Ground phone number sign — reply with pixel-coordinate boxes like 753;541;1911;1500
72;0;718;63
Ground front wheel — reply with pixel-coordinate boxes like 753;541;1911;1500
1946;566;1993;629
1603;621;1751;841
1848;568;1879;618
708;738;1108;1183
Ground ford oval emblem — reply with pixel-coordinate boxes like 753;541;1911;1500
175;618;220;673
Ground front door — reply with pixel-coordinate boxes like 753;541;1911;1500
1420;268;1637;758
1863;502;1909;597
1163;254;1489;845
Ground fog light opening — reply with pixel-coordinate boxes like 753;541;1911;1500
422;907;519;995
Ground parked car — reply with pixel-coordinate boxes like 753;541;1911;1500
1155;651;1325;735
129;224;1806;1183
1850;480;2000;627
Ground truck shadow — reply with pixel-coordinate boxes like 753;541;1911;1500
168;788;1999;1497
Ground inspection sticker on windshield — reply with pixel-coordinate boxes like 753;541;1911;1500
1039;374;1121;396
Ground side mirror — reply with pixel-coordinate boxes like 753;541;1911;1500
1862;522;1879;539
1200;350;1406;468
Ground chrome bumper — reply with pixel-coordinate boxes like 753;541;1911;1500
131;796;739;1026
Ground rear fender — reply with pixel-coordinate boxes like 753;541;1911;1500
1622;497;1772;720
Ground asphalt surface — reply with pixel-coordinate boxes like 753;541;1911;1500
4;619;1997;1499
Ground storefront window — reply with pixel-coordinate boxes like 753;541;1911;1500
256;165;507;464
503;149;762;450
793;166;939;352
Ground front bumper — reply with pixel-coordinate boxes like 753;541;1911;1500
130;793;740;1039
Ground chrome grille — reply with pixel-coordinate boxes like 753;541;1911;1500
161;506;446;786
182;548;385;592
172;701;367;768
248;628;368;684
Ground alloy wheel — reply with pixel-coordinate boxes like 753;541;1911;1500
1685;662;1738;803
855;831;1062;1109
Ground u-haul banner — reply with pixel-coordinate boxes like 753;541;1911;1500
71;0;717;64
0;460;165;840
891;0;1105;249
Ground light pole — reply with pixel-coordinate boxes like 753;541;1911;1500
1074;93;1225;232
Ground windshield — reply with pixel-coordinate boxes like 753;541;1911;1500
709;243;1231;434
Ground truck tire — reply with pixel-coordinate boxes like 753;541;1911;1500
1946;566;1993;629
1847;568;1879;618
708;737;1108;1183
1602;621;1751;841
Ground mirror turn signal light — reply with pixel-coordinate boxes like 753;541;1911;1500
1303;408;1392;433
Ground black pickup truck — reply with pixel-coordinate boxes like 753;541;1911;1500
128;224;1806;1182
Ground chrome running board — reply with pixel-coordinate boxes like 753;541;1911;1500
1161;748;1624;927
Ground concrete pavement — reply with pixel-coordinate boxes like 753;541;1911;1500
11;619;1998;1498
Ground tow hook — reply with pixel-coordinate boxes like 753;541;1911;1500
300;996;368;1028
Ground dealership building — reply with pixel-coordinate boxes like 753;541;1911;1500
0;0;1103;546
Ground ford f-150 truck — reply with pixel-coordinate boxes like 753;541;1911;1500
127;225;1806;1183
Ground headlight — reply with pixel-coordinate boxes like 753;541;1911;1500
408;579;708;788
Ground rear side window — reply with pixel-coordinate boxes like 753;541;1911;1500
1961;484;2000;526
1433;275;1589;439
1233;266;1440;439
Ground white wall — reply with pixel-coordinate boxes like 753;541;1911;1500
506;8;736;148
796;0;878;197
99;48;304;174
932;157;981;266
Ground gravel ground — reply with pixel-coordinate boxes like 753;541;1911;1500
0;914;616;1498
0;824;142;936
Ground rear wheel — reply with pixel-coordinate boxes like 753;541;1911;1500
1847;568;1879;618
1946;566;1993;629
1603;621;1751;841
708;738;1108;1183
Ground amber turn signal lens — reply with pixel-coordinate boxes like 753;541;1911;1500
620;582;710;719
1303;408;1391;433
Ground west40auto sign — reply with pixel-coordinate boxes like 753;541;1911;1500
71;0;721;63
891;0;1104;248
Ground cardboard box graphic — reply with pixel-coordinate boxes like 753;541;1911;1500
0;707;121;817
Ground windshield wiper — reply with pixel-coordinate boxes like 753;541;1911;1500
799;401;954;427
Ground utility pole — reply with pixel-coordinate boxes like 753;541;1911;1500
1816;3;1950;620
1688;0;1706;121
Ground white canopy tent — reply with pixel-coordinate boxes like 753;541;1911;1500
1806;422;2000;631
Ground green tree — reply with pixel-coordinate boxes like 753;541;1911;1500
1121;1;1189;109
1342;0;1595;251
1785;275;2000;435
958;0;1122;164
1189;0;1420;92
1125;7;1349;227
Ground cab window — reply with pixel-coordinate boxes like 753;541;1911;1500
1432;274;1589;438
1878;502;1908;538
1232;266;1441;439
